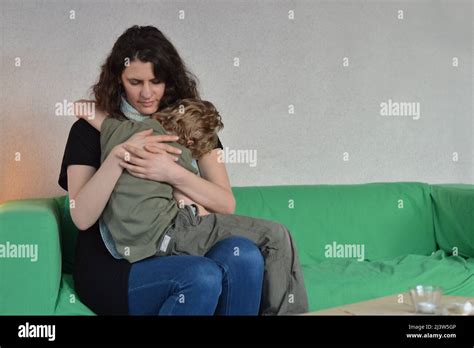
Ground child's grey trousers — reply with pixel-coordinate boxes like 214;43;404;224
157;204;309;315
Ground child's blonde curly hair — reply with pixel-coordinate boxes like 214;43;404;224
152;98;224;159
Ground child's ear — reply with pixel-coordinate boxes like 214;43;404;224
187;139;194;145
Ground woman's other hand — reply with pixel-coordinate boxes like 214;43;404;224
113;130;181;162
117;142;181;182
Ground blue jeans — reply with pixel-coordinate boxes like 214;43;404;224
128;236;264;315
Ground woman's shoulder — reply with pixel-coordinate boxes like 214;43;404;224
67;119;101;151
70;118;100;136
58;119;102;190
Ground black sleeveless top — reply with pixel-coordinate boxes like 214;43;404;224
58;119;223;315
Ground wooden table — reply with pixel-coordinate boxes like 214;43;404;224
306;294;474;315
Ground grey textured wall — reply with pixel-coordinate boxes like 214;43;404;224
0;0;472;203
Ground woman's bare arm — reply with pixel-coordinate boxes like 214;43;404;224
68;126;178;230
168;149;236;214
68;147;123;230
121;145;235;214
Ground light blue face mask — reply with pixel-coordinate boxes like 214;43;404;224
120;96;151;122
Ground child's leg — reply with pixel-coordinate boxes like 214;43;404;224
165;205;309;315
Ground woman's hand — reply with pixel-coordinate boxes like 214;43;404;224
112;130;181;164
118;142;181;182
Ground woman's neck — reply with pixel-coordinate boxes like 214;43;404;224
120;96;151;122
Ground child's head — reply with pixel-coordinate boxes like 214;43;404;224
152;99;224;159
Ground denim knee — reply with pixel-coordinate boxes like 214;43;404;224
185;258;223;298
206;236;264;276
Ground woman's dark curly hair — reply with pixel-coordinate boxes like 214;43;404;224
92;25;200;119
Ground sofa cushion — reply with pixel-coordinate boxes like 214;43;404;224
54;274;95;315
233;182;436;265
304;250;474;311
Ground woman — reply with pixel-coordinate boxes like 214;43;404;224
109;27;309;316
59;25;264;315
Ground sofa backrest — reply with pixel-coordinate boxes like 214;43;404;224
56;182;437;270
233;182;436;266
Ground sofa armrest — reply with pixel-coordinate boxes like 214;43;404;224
431;184;474;258
0;197;62;314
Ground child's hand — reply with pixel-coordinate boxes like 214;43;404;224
196;205;211;216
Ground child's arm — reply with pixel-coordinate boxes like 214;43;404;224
74;99;107;131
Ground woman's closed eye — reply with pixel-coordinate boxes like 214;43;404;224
129;79;163;86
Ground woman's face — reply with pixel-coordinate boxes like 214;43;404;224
121;60;166;115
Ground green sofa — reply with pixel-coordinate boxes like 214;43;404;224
1;182;473;315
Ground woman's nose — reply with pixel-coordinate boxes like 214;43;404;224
140;83;152;99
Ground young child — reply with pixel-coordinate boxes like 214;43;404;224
75;98;223;263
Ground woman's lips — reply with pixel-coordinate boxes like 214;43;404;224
140;101;155;107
